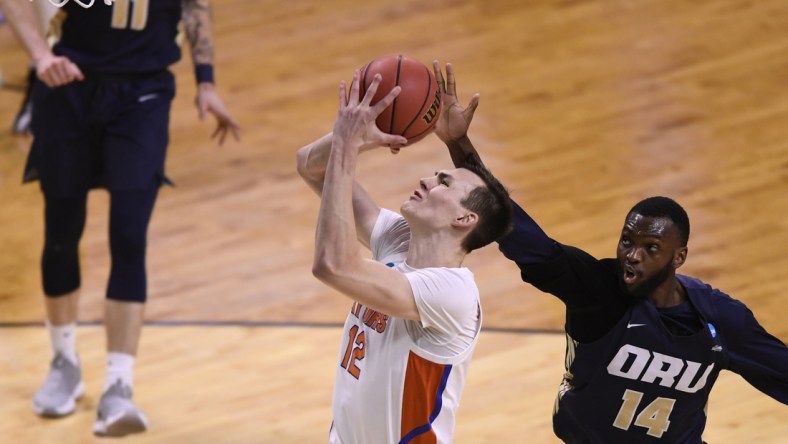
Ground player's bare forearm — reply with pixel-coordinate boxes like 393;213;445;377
0;0;51;63
313;138;364;280
447;135;485;168
181;0;214;65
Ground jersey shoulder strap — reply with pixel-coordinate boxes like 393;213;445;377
677;274;731;369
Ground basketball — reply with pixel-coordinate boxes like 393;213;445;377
357;54;442;144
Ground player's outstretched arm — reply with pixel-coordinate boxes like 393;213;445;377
722;304;788;404
432;61;556;266
181;0;240;144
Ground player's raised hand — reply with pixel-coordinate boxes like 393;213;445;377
196;83;241;145
432;60;480;144
333;71;407;151
35;53;84;88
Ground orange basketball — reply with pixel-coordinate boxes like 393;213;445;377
358;54;442;144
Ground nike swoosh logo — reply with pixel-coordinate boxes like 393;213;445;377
711;345;723;352
627;323;646;329
138;93;158;103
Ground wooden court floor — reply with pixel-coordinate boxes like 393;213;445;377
1;0;787;442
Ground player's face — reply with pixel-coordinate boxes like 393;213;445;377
401;168;485;229
616;214;685;299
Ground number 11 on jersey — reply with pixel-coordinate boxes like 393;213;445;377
111;0;149;30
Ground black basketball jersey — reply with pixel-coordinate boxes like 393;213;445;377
52;0;182;74
553;276;727;443
496;199;788;443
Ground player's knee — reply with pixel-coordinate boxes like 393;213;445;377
43;274;81;297
110;223;148;264
106;188;156;304
42;241;81;297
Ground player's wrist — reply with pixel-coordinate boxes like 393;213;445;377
32;50;55;67
446;134;471;148
195;63;214;84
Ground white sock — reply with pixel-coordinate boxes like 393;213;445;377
46;321;78;365
104;352;135;392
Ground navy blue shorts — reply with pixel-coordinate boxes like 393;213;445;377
25;70;176;196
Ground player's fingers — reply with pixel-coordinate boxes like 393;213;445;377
68;62;85;81
224;114;240;129
432;60;445;92
445;63;456;95
50;63;68;86
212;124;228;145
56;60;77;85
37;69;57;88
230;117;241;140
370;85;400;116
465;93;481;119
383;135;407;148
349;69;363;105
219;127;228;145
42;64;59;85
338;80;349;110
222;115;241;141
361;73;381;107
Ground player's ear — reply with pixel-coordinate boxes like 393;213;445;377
452;212;478;229
673;246;688;269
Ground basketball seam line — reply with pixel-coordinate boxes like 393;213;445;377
400;64;434;139
389;54;402;135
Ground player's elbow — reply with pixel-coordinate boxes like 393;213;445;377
312;253;339;282
312;252;354;285
296;147;311;181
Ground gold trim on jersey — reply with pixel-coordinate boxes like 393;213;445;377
47;9;67;47
554;333;579;414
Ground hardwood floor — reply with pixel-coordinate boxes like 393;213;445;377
0;0;786;442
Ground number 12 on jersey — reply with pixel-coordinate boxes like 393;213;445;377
340;325;366;379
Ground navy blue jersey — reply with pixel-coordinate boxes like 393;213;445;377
53;0;182;73
497;199;788;443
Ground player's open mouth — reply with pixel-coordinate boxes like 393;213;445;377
623;266;638;284
410;190;423;200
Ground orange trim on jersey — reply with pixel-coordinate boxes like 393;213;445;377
400;351;449;444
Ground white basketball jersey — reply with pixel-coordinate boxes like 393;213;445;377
330;209;482;444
